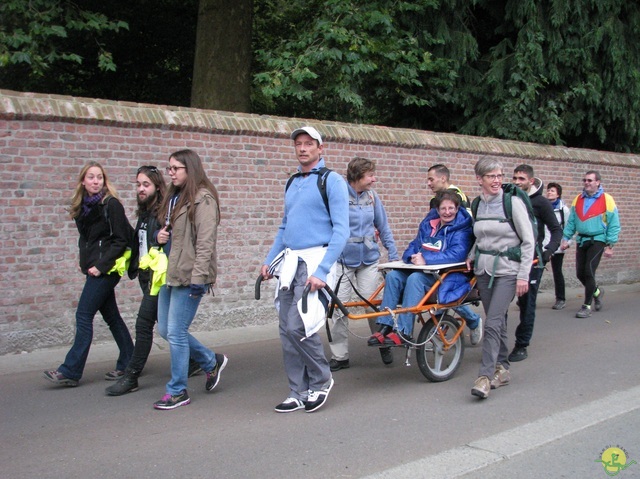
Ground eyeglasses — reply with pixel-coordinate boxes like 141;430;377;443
165;166;186;174
582;179;596;183
137;166;159;174
483;174;504;181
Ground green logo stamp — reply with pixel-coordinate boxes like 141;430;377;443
596;446;637;476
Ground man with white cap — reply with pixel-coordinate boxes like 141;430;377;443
261;126;349;413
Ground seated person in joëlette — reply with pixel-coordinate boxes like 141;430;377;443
367;190;475;346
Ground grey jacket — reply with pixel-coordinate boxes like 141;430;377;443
166;188;218;287
469;190;535;282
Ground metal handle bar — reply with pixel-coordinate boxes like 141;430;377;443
256;275;349;318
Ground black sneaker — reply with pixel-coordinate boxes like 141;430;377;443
43;369;78;387
153;390;190;410
594;288;605;311
379;347;393;365
305;377;334;413
329;358;350;371
508;346;528;362
188;360;203;378
105;372;139;396
205;354;228;392
274;397;305;413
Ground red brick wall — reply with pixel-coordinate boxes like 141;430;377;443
1;90;638;354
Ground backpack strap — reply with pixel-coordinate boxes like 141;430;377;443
285;167;332;215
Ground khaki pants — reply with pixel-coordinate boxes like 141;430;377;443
329;262;381;360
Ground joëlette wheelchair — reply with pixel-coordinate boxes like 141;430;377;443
256;261;480;382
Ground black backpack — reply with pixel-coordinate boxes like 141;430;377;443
471;183;542;272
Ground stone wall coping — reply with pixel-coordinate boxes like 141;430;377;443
2;89;639;167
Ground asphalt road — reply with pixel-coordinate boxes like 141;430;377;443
1;284;639;479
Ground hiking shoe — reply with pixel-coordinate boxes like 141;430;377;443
329;359;350;372
188;360;203;378
43;369;78;387
153;390;190;410
469;317;483;346
471;376;490;399
508;346;528;362
594;288;605;311
490;364;511;389
104;370;124;381
274;397;305;413
552;300;566;310
105;372;139;396
576;304;592;318
305;377;334;413
205;354;228;392
379;347;393;365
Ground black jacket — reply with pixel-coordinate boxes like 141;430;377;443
529;178;562;254
75;197;131;275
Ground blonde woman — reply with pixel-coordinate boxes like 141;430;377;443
44;162;134;387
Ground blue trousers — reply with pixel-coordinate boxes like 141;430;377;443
157;285;216;395
377;270;436;335
58;274;133;380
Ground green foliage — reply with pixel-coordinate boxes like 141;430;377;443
455;0;640;152
0;0;128;76
3;0;640;152
252;0;469;125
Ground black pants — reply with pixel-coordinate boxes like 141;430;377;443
550;253;566;301
514;265;545;348
575;240;605;305
125;280;158;375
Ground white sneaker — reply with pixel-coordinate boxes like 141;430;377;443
469;316;483;346
274;397;305;413
305;377;334;413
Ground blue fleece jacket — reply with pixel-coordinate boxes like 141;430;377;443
264;159;349;282
402;206;475;303
340;184;399;268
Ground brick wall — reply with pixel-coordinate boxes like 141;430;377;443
1;89;638;355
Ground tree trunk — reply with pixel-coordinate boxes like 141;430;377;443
191;0;253;112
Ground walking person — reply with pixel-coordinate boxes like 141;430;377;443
508;164;562;362
44;162;134;387
260;126;349;413
467;157;534;399
561;171;620;318
152;150;227;410
105;166;201;396
329;157;399;371
546;182;571;310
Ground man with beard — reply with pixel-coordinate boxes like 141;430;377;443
106;166;199;396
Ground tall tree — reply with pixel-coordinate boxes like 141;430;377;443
191;0;253;112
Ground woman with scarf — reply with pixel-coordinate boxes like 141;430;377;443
44;162;134;387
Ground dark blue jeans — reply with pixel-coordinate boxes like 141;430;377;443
514;265;545;348
58;274;134;381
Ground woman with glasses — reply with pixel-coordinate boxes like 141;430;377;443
152;150;227;410
466;157;534;399
44;162;134;387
